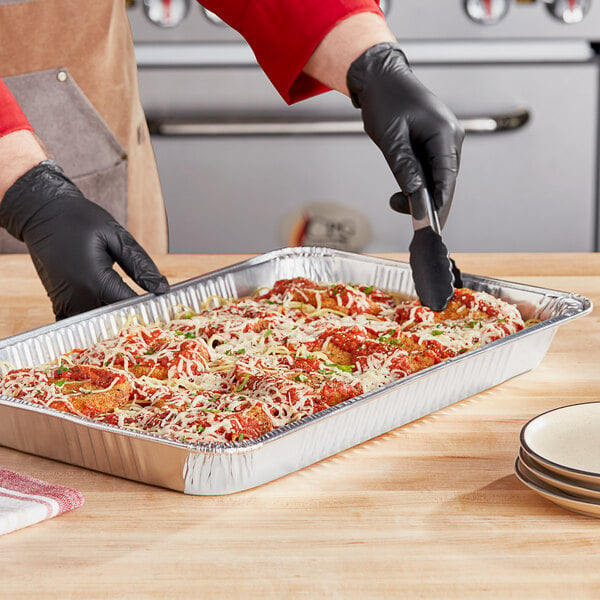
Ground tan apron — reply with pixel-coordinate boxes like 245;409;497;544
0;0;168;254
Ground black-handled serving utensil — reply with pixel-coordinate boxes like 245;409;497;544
406;188;462;311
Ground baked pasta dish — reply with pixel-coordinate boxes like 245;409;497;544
0;278;525;444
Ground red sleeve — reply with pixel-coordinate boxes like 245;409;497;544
0;79;33;137
198;0;384;104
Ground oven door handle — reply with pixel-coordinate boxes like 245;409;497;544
147;107;530;137
459;107;530;134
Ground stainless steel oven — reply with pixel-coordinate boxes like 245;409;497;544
127;0;600;253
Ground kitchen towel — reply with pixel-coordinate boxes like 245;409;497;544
0;469;84;535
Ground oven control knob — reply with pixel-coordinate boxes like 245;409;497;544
464;0;510;25
143;0;190;28
545;0;591;23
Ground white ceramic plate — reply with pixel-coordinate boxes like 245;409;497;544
520;402;600;487
515;457;600;519
518;448;600;501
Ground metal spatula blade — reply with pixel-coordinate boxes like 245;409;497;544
407;189;460;311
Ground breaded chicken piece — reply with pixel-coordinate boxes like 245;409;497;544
322;343;354;366
244;404;273;436
126;364;169;379
51;365;133;418
263;278;381;316
320;380;363;406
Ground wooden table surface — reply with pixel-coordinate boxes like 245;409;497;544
1;253;600;599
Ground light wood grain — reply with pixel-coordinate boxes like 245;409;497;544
1;253;599;599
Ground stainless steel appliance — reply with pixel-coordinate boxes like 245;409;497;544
127;1;600;253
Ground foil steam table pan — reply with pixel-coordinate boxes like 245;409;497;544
0;248;592;495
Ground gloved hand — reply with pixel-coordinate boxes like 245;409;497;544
0;160;169;320
347;42;464;227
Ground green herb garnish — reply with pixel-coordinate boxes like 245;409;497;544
236;374;250;392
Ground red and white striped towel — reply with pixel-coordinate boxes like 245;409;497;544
0;469;85;535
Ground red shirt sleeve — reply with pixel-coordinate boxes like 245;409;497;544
0;79;33;137
198;0;384;104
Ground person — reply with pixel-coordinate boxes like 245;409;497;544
0;0;464;320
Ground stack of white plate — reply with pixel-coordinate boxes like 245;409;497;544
515;402;600;518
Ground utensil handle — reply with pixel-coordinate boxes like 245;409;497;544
408;189;441;234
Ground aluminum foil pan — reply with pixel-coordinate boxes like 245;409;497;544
0;248;591;494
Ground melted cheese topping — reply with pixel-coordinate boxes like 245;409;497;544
0;280;526;444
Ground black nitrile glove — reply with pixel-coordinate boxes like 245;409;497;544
347;43;464;227
0;160;169;320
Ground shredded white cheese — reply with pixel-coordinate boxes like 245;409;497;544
0;280;526;444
